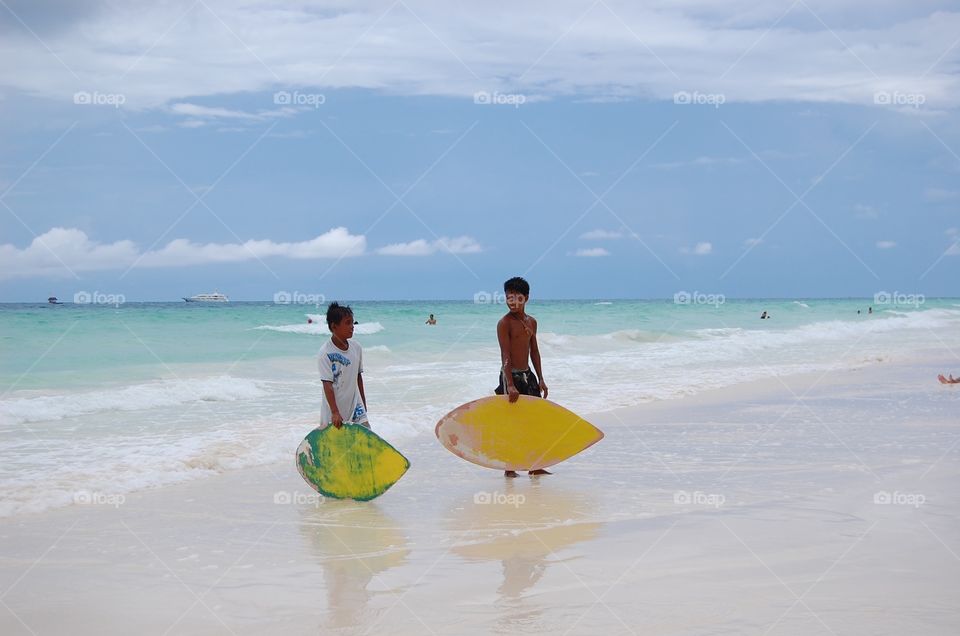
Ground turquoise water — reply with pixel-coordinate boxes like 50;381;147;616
1;297;959;518
3;297;955;390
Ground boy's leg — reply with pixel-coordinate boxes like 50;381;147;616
496;371;549;475
495;374;518;476
520;371;551;475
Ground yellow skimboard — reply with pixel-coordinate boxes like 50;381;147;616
296;424;410;501
435;396;603;471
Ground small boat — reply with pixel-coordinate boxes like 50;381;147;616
183;291;229;303
48;296;62;304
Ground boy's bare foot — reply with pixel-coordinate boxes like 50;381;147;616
528;469;552;475
504;470;519;478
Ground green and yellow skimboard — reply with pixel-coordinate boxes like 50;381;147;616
296;424;410;501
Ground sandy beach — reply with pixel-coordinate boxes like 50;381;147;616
3;0;958;631
1;348;957;635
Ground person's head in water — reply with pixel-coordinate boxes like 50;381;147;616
326;302;355;342
503;276;530;315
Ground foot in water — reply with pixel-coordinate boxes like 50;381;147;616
504;470;519;478
528;469;552;476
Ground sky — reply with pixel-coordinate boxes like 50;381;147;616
1;0;958;301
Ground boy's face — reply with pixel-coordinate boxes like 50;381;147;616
329;315;355;340
505;292;527;313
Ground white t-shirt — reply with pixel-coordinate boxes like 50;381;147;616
317;339;368;426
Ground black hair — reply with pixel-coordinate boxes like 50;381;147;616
503;276;530;297
326;302;353;328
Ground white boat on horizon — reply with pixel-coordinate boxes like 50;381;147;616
183;291;229;303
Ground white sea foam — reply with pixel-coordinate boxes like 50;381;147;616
0;414;313;518
541;329;670;347
354;322;385;335
532;310;959;360
255;323;328;335
600;329;671;343
0;376;266;425
255;320;385;336
4;305;957;519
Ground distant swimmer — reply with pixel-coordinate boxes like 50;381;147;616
760;311;769;319
868;307;873;314
938;374;959;385
307;318;313;324
425;313;437;325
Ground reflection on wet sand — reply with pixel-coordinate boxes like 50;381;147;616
300;501;410;633
448;479;604;632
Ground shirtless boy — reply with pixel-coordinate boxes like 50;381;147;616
495;276;549;477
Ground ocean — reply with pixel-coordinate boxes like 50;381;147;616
2;297;958;517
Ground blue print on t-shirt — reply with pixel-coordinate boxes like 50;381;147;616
328;352;351;384
328;352;351;366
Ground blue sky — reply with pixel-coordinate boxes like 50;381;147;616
1;0;958;301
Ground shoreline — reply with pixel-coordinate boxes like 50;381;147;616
0;345;952;519
2;351;958;634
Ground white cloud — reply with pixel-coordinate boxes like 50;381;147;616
0;227;366;279
139;227;366;266
876;240;897;249
171;103;262;120
572;247;610;257
376;236;482;256
681;241;713;255
924;187;959;202
0;227;139;279
1;2;957;108
169;102;298;127
579;229;623;240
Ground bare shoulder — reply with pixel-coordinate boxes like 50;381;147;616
528;314;538;332
497;314;512;338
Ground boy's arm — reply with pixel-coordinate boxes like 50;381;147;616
358;373;367;409
529;318;548;399
497;318;520;402
321;380;344;428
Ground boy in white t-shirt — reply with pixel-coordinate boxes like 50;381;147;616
318;302;369;429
